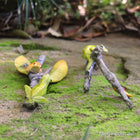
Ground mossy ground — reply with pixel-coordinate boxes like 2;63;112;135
0;40;139;140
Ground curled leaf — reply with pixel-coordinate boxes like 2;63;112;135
49;60;68;83
15;55;30;74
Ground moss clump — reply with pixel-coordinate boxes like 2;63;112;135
0;63;29;101
0;124;13;135
0;41;60;51
0;40;20;47
22;43;60;51
115;58;129;80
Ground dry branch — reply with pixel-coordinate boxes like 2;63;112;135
91;45;133;109
28;55;46;88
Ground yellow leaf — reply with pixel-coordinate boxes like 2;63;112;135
49;60;68;83
15;55;30;74
33;96;48;103
124;90;132;98
31;74;51;97
24;85;32;99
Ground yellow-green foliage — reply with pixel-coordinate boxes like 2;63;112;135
24;74;51;104
82;44;108;70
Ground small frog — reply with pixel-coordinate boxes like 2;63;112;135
26;61;42;73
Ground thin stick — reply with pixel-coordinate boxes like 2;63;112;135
84;61;96;93
91;45;133;109
28;55;46;88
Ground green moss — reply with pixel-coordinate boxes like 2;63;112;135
0;47;12;51
0;41;60;51
0;63;29;101
0;40;19;47
45;56;53;62
115;59;129;80
0;49;139;139
22;43;60;51
88;113;140;139
33;52;40;56
7;73;137;139
0;124;13;135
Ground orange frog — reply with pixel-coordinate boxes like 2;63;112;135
26;62;42;73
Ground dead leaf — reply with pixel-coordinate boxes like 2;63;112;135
63;26;80;37
3;85;8;89
51;17;61;31
38;17;62;38
125;24;139;32
63;16;97;38
65;12;70;20
102;21;110;32
74;32;105;41
47;28;62;37
78;5;86;16
82;16;97;30
127;6;140;14
115;9;125;25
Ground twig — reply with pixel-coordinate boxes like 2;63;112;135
36;54;46;66
30;128;38;136
4;12;13;25
84;61;96;93
91;45;133;109
28;55;46;88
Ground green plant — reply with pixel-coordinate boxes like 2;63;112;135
83;124;91;140
24;74;50;106
4;0;71;29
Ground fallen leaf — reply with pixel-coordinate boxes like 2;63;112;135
3;85;8;89
38;17;62;38
64;16;97;38
63;26;80;37
127;6;140;14
74;32;105;41
78;5;86;16
47;28;62;37
125;24;139;32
